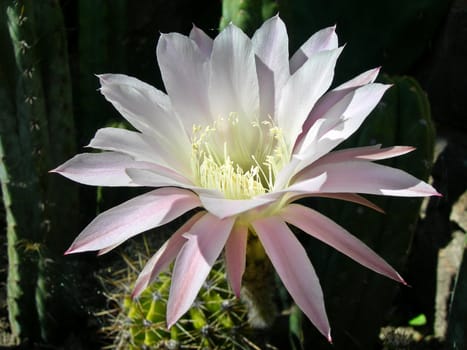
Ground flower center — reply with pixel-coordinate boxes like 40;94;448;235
191;114;289;200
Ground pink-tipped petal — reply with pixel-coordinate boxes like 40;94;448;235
225;225;248;297
209;23;259;123
51;152;152;187
295;83;392;170
311;193;385;213
167;214;235;327
189;24;213;57
286;192;385;214
252;216;331;340
290;26;338;74
298;67;381;146
65;188;201;254
97;242;122;256
278;46;343;146
88;127;187;170
157;33;211;128
280;204;406;284
296;160;441;197
97;74;191;171
125;167;194;189
283;172;328;195
315;145;415;165
132;212;205;298
88;127;156;162
335;67;381;90
294;67;382;148
198;194;279;219
97;74;186;139
252;15;289;118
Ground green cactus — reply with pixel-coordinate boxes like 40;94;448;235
219;0;278;35
98;237;262;350
77;0;127;143
279;0;452;80
299;75;436;349
0;0;80;343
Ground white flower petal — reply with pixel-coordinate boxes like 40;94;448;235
189;25;213;58
198;193;279;219
65;188;201;253
314;145;415;165
295;83;391;172
88;127;170;166
295;67;381;150
97;74;191;170
296;160;441;197
277;47;343;147
157;33;212;127
51;152;152;187
126;168;201;192
209;23;259;121
290;26;338;74
253;216;331;341
98;74;185;137
335;67;381;89
252;15;289;118
167;214;235;327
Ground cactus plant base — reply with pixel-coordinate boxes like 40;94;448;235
96;236;272;350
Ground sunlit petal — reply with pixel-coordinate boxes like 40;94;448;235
65;188;200;253
157;33;211;127
278;47;343;146
51;152;151;187
296;160;440;197
225;225;248;297
290;26;338;74
132;212;205;297
167;214;235;327
252;15;289;118
281;204;406;284
189;24;213;58
253;216;331;341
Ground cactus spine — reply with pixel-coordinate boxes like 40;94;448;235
0;0;79;343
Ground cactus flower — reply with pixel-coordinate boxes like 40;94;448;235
52;16;439;341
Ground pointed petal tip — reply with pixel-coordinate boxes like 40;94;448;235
396;272;408;286
64;247;76;255
96;73;110;82
131;285;144;300
327;331;333;343
166;316;177;330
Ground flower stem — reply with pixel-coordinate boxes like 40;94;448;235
241;231;277;328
